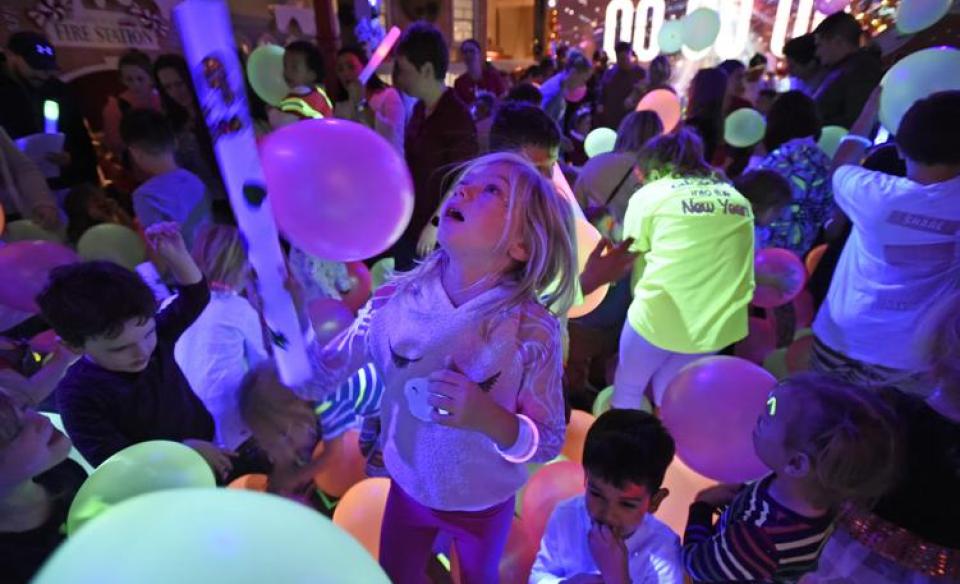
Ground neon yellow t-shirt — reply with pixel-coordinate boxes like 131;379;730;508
624;176;755;353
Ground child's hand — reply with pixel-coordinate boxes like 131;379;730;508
587;523;630;584
145;222;188;260
426;368;494;433
580;238;638;295
184;439;236;481
695;483;742;508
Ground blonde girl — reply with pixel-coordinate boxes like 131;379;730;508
300;152;577;583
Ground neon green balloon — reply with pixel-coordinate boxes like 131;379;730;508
592;385;651;417
370;257;395;290
39;489;391;584
682;8;721;52
2;219;62;242
67;440;215;534
817;125;848;158
879;46;960;133
77;224;146;270
247;44;289;106
723;108;766;148
584;127;617;158
658;19;684;54
896;0;951;34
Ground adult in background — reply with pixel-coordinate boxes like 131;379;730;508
540;51;593;126
333;45;406;155
756;91;832;256
811;90;960;394
595;41;646;130
717;59;751;114
683;67;728;165
392;23;478;271
784;33;825;97
101;50;161;157
813;12;881;128
0;127;59;232
0;31;97;192
453;39;505;105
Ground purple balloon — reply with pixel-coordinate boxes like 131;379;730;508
307;298;355;346
753;248;806;309
0;241;79;313
661;356;774;483
261;119;414;261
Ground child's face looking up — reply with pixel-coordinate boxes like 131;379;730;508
437;162;528;266
79;317;158;373
584;473;661;539
753;387;807;476
283;51;317;88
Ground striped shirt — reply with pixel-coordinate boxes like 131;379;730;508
315;362;383;441
682;475;834;583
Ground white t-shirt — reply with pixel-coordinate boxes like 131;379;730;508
813;166;960;370
173;291;267;449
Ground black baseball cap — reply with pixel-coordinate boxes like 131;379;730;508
7;31;57;71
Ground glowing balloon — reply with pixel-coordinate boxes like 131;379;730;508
661;356;774;483
312;429;366;497
262;119;414;261
307;298;355;346
67;441;215;534
564;85;587;102
805;243;828;276
332;477;391;559
246;44;289;106
341;262;373;314
369;257;395;290
879;46;960;134
654;457;717;535
0;241;78;313
40;489;391;584
227;473;268;491
636;88;682;133
817;125;848;158
560;409;596;464
584;127;617;158
682;8;721;52
753;248;807;309
815;0;852;14
763;347;789;380
593;386;651;417
499;518;539;584
76;224;146;270
658;19;684;54
896;0;951;33
521;460;585;543
0;204;5;236
734;317;776;365
724;108;766;148
2;219;62;242
568;218;609;319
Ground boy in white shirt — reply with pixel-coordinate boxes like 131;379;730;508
530;410;683;584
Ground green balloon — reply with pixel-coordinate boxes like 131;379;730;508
724;108;766;148
2;219;62;243
67;440;215;534
658;19;684;54
879;47;960;133
370;257;395;290
592;386;651;416
39;489;391;583
247;44;289;107
817;125;848;158
76;223;146;270
896;0;951;34
584;128;617;159
682;8;721;52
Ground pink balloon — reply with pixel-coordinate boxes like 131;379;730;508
564;85;587;102
521;460;585;544
0;241;79;313
815;0;852;14
261;119;414;261
734;317;776;365
636;89;681;133
340;262;372;314
753;248;806;309
307;298;355;346
661;356;774;483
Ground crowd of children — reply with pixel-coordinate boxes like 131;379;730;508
1;9;959;584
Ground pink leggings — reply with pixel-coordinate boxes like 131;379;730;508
379;480;515;584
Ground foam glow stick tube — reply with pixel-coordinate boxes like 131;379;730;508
358;26;401;85
174;0;311;385
43;100;59;134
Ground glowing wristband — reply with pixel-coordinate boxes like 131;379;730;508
839;134;872;149
497;414;540;464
